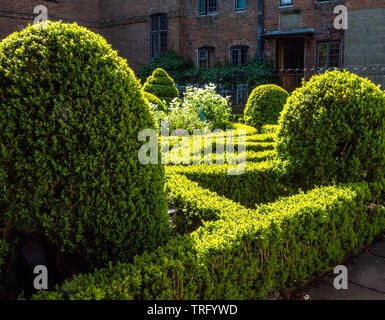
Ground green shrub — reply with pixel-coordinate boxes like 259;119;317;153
138;51;194;84
161;125;276;165
0;21;170;272
244;84;288;131
142;68;179;105
137;51;277;89
167;98;207;133
165;84;232;133
276;70;385;185
166;160;298;208
167;173;255;233
33;182;385;300
182;84;232;130
0;239;9;295
0;240;8;270
142;91;166;112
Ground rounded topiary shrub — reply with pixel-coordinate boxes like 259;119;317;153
143;91;166;112
0;21;170;271
276;70;385;184
142;68;179;106
244;84;288;130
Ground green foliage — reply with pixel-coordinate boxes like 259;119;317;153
196;59;278;91
167;173;256;234
166;160;298;208
0;240;8;269
0;21;170;271
166;84;233;133
33;182;385;300
276;70;385;185
138;51;194;84
0;239;9;295
138;51;277;90
244;84;288;130
142;68;179;105
148;103;168;133
183;84;232;130
167;98;207;133
142;91;166;112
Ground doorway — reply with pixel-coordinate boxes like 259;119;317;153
277;38;304;92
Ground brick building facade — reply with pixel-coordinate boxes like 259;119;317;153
1;1;385;90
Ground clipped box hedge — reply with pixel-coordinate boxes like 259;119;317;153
32;182;385;300
167;173;256;234
166;160;298;207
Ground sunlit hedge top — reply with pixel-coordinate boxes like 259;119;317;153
276;70;385;185
244;84;288;131
0;21;170;269
142;91;166;112
142;68;179;105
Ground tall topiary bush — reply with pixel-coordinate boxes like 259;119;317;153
0;21;170;272
142;91;166;112
244;84;288;131
142;68;179;106
276;70;385;185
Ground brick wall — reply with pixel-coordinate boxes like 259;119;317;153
99;0;184;72
0;0;101;40
183;1;259;66
1;0;385;78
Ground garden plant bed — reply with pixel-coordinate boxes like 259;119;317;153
2;22;385;303
31;125;385;300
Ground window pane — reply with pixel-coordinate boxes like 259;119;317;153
151;16;159;32
329;42;341;67
240;47;247;65
160;32;168;55
150;33;159;59
236;0;246;10
317;43;328;68
231;49;240;67
150;14;168;59
199;0;206;14
208;0;217;13
280;0;293;6
159;15;168;31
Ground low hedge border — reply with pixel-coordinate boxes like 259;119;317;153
165;160;297;208
167;173;255;234
32;182;385;300
164;149;276;167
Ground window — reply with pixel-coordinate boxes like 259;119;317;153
317;41;341;69
198;47;215;68
280;12;301;29
230;46;248;67
235;0;246;11
198;0;217;15
280;0;293;6
150;14;168;59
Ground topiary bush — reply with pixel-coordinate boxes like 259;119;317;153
142;68;179;106
244;84;288;131
0;21;170;276
276;70;385;185
142;91;166;112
